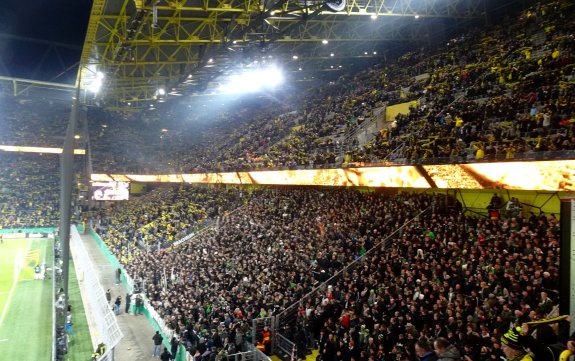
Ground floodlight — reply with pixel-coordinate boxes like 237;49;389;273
157;88;166;96
371;14;377;20
219;65;284;94
88;71;104;93
322;39;328;44
292;55;298;60
325;0;346;12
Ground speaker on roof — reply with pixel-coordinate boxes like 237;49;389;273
325;0;345;12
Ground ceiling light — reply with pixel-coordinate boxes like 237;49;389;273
330;53;334;57
371;15;377;20
373;51;377;55
414;15;420;19
208;58;214;63
292;55;298;60
157;88;166;96
322;39;328;44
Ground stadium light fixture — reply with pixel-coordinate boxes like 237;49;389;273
219;65;284;94
88;71;104;93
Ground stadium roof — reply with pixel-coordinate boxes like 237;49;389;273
0;0;529;110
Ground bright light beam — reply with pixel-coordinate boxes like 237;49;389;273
219;66;284;94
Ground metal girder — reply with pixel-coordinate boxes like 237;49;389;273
0;76;77;102
77;0;485;109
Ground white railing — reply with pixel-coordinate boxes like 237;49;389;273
70;226;123;361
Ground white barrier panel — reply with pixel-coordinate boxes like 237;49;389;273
70;226;123;359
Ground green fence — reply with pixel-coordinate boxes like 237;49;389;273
0;227;56;234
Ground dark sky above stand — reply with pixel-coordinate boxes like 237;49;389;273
0;0;92;82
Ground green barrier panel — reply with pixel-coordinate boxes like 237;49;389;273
176;344;188;361
88;227;171;348
0;227;56;234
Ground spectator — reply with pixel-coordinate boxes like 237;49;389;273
153;331;164;357
434;338;461;361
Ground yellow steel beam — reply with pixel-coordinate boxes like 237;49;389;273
77;0;106;86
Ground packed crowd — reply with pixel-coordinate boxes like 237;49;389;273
81;0;575;174
92;185;245;263
92;187;568;361
1;2;573;174
348;1;575;165
0;97;70;148
0;152;61;228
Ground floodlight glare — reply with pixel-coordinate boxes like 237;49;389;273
219;65;284;94
88;71;105;93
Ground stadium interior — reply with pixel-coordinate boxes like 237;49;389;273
0;0;575;361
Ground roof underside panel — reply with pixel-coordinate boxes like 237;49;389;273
77;0;485;109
